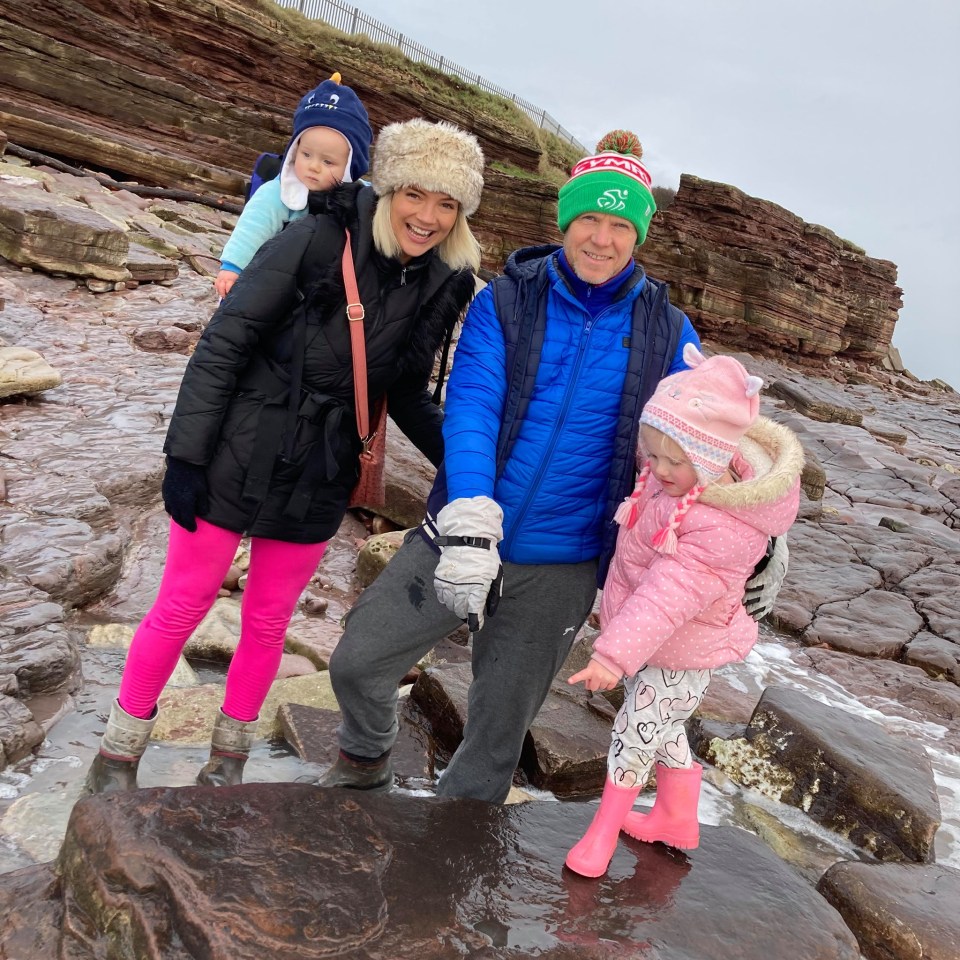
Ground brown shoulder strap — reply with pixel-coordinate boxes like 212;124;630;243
342;229;370;442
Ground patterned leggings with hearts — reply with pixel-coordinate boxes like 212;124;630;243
609;665;712;787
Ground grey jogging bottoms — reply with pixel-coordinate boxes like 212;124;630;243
328;532;598;804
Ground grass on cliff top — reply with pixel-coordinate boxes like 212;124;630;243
257;0;583;180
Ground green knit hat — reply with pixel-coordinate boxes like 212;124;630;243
557;130;657;244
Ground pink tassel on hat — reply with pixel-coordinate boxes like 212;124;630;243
651;524;678;555
651;483;704;555
615;465;651;528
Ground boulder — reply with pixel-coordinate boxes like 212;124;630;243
0;694;44;770
355;529;407;587
11;785;862;960
704;685;941;862
411;663;612;797
818;860;960;960
0;346;61;398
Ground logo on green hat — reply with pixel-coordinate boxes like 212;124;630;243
598;188;629;212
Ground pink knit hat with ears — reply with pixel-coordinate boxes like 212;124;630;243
615;344;764;553
641;343;763;483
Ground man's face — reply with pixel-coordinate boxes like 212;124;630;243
562;212;638;285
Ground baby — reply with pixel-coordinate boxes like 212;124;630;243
216;72;373;298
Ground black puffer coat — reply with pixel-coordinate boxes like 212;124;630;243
164;182;476;542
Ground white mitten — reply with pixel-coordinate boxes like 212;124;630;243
743;536;789;620
433;496;504;632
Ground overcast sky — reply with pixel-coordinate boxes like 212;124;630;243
345;0;959;386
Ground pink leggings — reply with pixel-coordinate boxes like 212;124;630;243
118;519;327;723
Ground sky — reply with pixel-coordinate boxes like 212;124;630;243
342;0;960;386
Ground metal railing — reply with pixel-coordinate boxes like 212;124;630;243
274;0;586;153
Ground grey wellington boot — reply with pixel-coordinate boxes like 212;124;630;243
316;752;393;792
196;709;258;787
83;699;158;795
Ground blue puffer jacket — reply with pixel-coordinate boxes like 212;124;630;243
428;245;698;584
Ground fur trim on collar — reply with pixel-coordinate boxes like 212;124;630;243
699;417;804;510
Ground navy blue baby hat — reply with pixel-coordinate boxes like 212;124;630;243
290;72;372;181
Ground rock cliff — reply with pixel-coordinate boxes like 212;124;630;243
0;0;902;367
641;176;903;366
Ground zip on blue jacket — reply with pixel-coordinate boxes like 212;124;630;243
426;244;699;586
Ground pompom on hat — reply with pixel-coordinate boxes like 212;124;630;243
615;344;764;554
557;130;657;244
281;71;373;208
370;118;485;216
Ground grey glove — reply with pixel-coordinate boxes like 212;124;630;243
433;496;504;632
743;536;789;620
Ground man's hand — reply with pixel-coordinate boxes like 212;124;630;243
743;536;789;620
433;496;504;632
215;269;240;299
568;658;621;692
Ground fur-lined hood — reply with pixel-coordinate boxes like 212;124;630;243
698;415;804;538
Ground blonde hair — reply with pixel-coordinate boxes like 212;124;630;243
372;190;482;273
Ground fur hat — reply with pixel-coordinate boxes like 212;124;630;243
370;118;485;216
557;130;657;244
288;72;372;183
641;343;764;483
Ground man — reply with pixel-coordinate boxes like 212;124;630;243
322;130;786;803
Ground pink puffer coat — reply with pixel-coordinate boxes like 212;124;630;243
592;417;803;677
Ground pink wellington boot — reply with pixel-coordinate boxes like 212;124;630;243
565;778;642;877
621;762;702;850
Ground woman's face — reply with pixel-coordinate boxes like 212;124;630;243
389;186;460;262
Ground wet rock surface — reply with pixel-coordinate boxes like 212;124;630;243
5;786;861;960
818;860;960;960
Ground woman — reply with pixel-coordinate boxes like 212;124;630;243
85;118;485;792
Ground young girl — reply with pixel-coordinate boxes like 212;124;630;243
565;344;803;877
84;118;485;794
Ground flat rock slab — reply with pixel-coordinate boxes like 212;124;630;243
902;632;960;685
708;685;941;862
899;564;960;643
803;588;924;657
797;647;960;737
0;186;130;281
817;860;960;960
768;379;864;425
4;785;861;959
